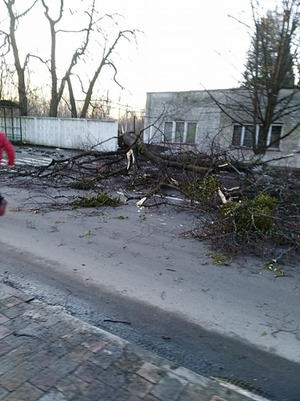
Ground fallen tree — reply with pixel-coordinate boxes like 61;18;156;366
4;141;300;263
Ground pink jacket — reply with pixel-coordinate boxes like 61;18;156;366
0;132;15;167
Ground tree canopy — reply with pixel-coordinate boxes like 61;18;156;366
244;8;296;89
0;0;137;118
244;0;300;154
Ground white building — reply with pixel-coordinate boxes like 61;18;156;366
144;89;300;169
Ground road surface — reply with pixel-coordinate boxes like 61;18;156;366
0;154;299;400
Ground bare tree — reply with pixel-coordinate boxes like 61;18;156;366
79;28;137;118
0;0;137;118
37;0;137;118
245;0;300;155
40;0;64;117
0;0;38;115
0;59;15;100
40;0;98;117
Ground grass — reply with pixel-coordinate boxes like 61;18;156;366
70;192;122;208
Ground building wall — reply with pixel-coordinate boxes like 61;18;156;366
144;90;300;169
144;90;222;146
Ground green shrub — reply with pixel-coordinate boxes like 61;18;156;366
182;176;220;208
70;192;121;208
70;177;97;190
219;193;277;239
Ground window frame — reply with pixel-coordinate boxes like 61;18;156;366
163;121;197;144
232;123;282;149
268;125;282;149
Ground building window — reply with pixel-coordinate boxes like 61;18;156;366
232;125;242;146
232;124;255;147
269;125;282;148
175;122;184;142
232;124;282;148
164;122;173;142
186;123;197;143
163;121;196;143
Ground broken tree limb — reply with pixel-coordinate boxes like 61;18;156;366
144;149;210;174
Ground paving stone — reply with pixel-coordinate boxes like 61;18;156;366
115;346;143;373
81;337;107;353
21;304;54;322
144;395;162;401
41;338;73;357
0;340;13;357
124;374;154;398
3;315;32;332
0;297;22;309
0;326;12;340
0;361;41;391
69;397;88;401
0;302;31;319
38;390;68;401
100;365;128;388
81;379;116;400
29;368;61;391
67;344;93;364
28;349;61;369
49;356;79;376
61;329;90;346
0;385;9;400
55;375;88;399
4;332;46;351
35;314;62;329
0;394;26;401
89;344;124;370
0;355;19;375
0;292;33;303
171;366;212;386
74;360;105;383
5;345;32;362
1;382;43;401
150;372;187;401
16;323;49;338
0;283;266;401
137;362;165;384
112;388;144;401
177;382;236;401
0;314;9;324
126;343;166;368
177;383;211;401
21;301;45;313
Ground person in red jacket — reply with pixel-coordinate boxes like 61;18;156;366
0;132;15;216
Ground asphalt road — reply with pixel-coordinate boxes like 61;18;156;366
0;152;299;401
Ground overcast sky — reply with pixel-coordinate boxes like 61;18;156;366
99;0;280;110
3;0;280;112
103;0;250;109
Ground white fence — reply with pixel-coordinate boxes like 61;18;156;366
1;116;118;151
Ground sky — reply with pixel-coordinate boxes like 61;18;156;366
104;0;253;110
2;0;280;113
99;0;279;111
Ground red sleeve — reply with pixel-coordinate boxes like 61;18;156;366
0;133;15;166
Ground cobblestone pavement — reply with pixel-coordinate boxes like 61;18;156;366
0;283;269;401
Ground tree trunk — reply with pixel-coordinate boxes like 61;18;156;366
7;2;28;116
67;76;77;118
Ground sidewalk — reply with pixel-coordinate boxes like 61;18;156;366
0;282;270;401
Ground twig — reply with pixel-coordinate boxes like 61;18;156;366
103;318;131;325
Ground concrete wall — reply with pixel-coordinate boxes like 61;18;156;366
21;117;118;151
7;116;118;151
144;91;221;146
